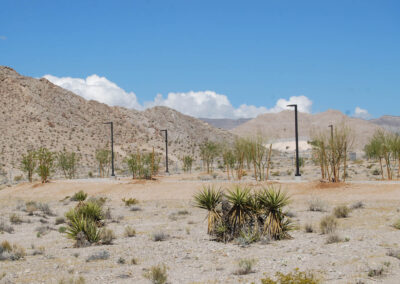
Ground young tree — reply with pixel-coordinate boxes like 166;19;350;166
57;150;79;179
96;149;111;178
200;141;220;174
124;152;140;179
36;147;54;183
222;147;236;180
21;150;36;182
182;156;194;173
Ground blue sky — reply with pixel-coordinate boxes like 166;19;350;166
1;0;399;118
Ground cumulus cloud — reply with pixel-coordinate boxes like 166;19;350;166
44;74;313;118
43;74;142;110
353;107;371;119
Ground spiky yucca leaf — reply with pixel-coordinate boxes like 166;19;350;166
193;185;222;234
226;186;253;234
66;214;100;243
258;185;291;239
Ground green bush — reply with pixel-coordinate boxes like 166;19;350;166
71;191;88;202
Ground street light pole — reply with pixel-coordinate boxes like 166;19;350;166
287;104;301;177
160;129;169;173
104;122;115;177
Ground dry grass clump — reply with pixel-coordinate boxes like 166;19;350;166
304;223;314;233
122;197;138;206
308;198;326;212
325;233;343;244
0;221;14;233
393;219;400;230
100;229;115;245
350;201;364;209
261;268;320;283
9;213;23;224
234;258;256;275
124;226;136;237
0;241;26;261
144;264;168;284
387;249;400;260
38;203;54;216
152;232;169;242
55;217;65;225
333;205;349;218
86;250;110;262
320;215;337;234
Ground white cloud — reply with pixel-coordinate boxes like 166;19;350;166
353;107;371;119
44;74;313;119
43;74;142;110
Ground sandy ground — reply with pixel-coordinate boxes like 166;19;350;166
1;174;400;283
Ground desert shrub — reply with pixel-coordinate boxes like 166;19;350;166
304;223;314;233
325;233;343;244
124;151;161;179
38;203;54;216
96;149;110;178
117;257;126;264
87;196;107;207
57;150;79;179
21;150;36;182
36;147;55;183
387;249;400;260
333;205;349;218
10;213;23;224
0;221;14;233
236;228;260;247
152;232;169;242
70;191;88;202
122;197;138;206
261;268;320;283
193;185;222;234
308;198;326;212
32;246;45;256
35;225;52;236
393;219;400;230
320;215;337;234
0;242;26;261
372;169;381;176
25;201;38;215
367;266;385;277
86;250;110;262
100;229;115;245
58;226;67;233
144;264;168;284
351;201;364;209
55;217;65;225
124;226;136;237
182;156;194;173
177;210;189;215
131;257;138;265
234;258;255;275
14;175;23;182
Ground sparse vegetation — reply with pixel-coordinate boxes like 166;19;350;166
0;221;14;233
86;250;110;262
234;258;256;275
124;149;161;179
320;215;337;234
124;226;136;237
0;241;26;261
333;205;349;218
304;223;314;233
21;150;36;182
152;232;169;242
57;149;80;179
122;197;138;206
36;147;55;183
325;233;343;244
9;213;23;224
308;198;326;212
351;201;364;209
70;190;88;202
182;155;194;173
144;264;168;284
261;268;320;284
100;229;115;245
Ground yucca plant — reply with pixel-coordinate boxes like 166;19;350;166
193;185;222;234
71;190;88;202
66;214;100;243
225;186;253;235
258;185;291;239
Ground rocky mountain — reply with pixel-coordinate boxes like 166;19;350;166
232;110;383;150
370;115;400;133
199;118;251;130
0;66;234;178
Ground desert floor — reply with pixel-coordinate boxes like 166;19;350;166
1;174;400;284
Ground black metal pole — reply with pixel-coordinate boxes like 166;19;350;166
161;130;169;173
104;122;115;177
287;104;301;176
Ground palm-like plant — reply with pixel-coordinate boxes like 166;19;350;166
225;186;253;234
193;185;222;234
258;185;291;239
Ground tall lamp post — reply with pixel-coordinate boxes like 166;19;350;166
103;122;115;177
160;129;169;173
287;104;301;177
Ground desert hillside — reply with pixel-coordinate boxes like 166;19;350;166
370;115;400;133
0;66;234;177
232;110;383;150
